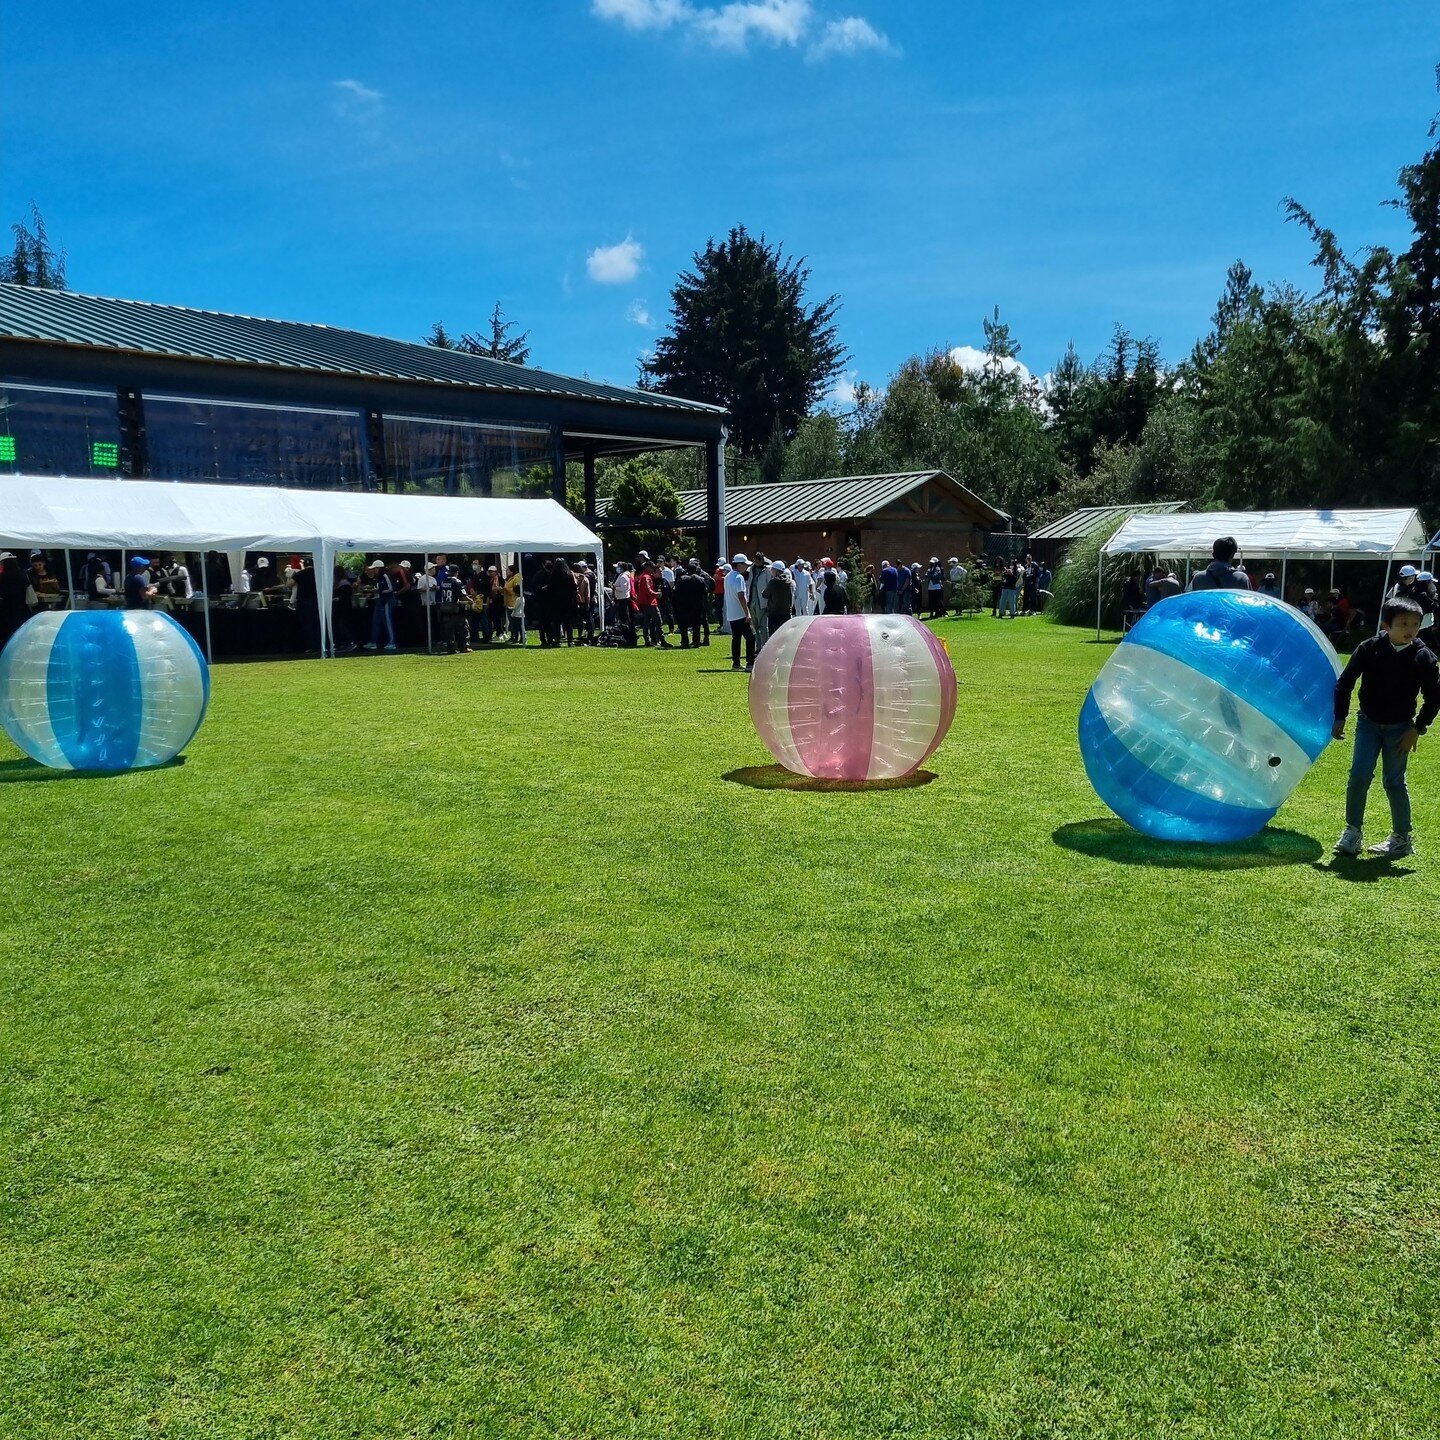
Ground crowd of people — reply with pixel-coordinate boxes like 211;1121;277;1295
1118;537;1440;651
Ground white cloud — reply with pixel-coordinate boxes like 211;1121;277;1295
807;16;896;60
333;78;383;122
592;0;690;28
592;0;892;56
694;0;812;50
587;234;645;284
627;299;654;327
827;370;860;408
949;344;1036;386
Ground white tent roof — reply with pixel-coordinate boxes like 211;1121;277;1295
1103;508;1426;560
0;473;602;554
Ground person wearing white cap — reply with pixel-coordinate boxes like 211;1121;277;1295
791;556;814;617
1299;587;1317;620
724;554;755;670
1412;569;1439;653
764;558;795;640
572;561;595;644
361;559;399;651
611;561;637;646
925;557;945;619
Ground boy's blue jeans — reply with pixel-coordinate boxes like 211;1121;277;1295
1345;714;1413;836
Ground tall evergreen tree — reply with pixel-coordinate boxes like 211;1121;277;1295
0;204;66;289
643;226;845;457
423;304;531;364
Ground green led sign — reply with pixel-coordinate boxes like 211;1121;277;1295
0;436;15;463
92;441;120;469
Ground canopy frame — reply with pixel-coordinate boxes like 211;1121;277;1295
1096;509;1427;639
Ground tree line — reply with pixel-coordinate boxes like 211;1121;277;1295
9;74;1435;536
626;81;1440;536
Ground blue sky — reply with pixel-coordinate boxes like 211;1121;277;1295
3;1;1437;398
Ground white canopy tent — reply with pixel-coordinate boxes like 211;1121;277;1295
1097;508;1428;638
0;474;606;658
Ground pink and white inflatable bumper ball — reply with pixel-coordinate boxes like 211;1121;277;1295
748;614;957;781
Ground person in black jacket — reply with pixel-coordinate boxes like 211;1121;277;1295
545;558;577;647
674;558;710;649
821;567;850;614
0;552;29;648
1333;597;1440;860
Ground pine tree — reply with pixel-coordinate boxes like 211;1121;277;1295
424;306;532;364
0;204;66;289
643;226;846;457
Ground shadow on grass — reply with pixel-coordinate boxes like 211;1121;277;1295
0;755;186;785
1312;854;1417;883
724;764;936;793
1053;817;1322;870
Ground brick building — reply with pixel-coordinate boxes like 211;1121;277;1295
601;470;1005;565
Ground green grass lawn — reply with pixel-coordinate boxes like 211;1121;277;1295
2;616;1437;1438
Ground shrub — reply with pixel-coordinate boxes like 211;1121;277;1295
1046;521;1155;629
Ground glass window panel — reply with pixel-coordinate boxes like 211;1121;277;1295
382;414;551;497
0;380;121;477
144;394;367;490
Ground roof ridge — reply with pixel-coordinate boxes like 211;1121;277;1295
676;469;937;495
0;282;715;406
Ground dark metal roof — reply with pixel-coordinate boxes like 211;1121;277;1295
1029;500;1186;543
0;283;725;419
598;470;1006;527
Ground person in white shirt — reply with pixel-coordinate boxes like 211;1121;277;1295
792;558;814;617
948;557;968;615
725;554;755;670
612;562;637;645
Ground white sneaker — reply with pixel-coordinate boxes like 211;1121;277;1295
1366;834;1415;859
1334;826;1363;856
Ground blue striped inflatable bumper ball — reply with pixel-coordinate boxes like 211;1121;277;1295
1078;590;1340;843
0;611;210;772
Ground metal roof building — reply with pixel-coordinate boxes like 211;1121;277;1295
1029;500;1187;544
0;283;731;559
1028;500;1186;562
599;470;1006;560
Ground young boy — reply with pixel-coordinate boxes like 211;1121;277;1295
1333;597;1440;858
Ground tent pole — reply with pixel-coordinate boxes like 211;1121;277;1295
198;551;213;663
424;552;432;654
1329;555;1335;594
1378;555;1395;636
1095;550;1103;640
1184;555;1191;587
1280;553;1287;604
63;549;76;610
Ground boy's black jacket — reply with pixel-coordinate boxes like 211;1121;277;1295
1335;637;1440;731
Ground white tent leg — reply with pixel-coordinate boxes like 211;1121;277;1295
1280;555;1287;604
315;545;334;657
1095;552;1103;640
63;549;76;609
424;552;432;654
1378;556;1395;635
198;551;213;663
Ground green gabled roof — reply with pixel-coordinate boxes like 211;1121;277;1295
0;283;725;419
598;470;1007;527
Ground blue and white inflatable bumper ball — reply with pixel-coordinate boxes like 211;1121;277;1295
0;611;210;772
1079;589;1340;842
